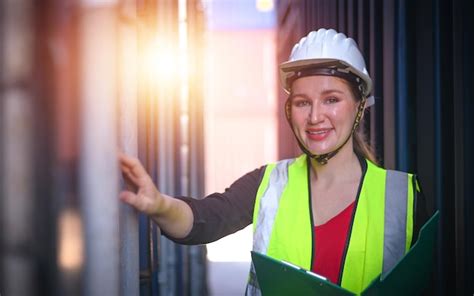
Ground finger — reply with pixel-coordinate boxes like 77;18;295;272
119;190;134;203
119;191;154;214
118;154;153;189
119;153;150;180
119;191;145;212
119;152;141;169
121;164;142;186
121;171;138;191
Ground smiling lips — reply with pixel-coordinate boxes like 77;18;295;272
306;128;333;141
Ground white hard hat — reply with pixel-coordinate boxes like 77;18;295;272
280;28;374;106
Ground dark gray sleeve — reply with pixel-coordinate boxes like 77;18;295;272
163;166;266;245
411;175;432;247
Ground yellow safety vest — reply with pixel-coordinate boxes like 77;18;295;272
246;155;416;295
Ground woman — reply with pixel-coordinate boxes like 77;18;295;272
119;28;428;295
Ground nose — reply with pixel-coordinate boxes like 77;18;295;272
308;102;323;124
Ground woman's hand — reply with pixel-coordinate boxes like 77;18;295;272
118;152;194;238
119;152;163;215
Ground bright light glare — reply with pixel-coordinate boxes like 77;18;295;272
256;0;274;12
58;208;84;271
142;40;178;85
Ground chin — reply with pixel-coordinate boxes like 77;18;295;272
301;136;337;153
305;146;333;156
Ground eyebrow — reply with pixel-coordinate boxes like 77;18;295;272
289;89;345;98
321;89;345;95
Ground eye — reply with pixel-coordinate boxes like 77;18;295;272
290;95;312;108
324;96;339;104
293;99;311;107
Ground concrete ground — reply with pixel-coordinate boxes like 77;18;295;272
208;261;250;296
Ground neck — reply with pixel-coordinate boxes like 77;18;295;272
309;143;361;184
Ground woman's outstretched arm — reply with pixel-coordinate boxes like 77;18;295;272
119;152;193;239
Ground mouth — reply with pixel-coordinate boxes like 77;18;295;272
306;128;332;141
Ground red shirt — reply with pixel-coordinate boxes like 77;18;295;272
311;201;355;284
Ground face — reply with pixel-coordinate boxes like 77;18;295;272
288;75;360;156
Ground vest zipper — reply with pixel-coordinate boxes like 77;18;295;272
336;156;368;285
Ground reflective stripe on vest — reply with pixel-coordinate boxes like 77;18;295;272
253;158;295;254
384;169;409;273
246;159;295;296
247;155;415;295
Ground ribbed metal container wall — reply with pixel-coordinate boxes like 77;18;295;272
0;0;207;295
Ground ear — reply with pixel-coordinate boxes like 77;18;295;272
285;99;292;121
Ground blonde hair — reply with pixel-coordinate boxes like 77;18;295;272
342;78;379;165
353;118;379;165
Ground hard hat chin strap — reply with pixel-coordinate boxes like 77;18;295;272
285;98;366;165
